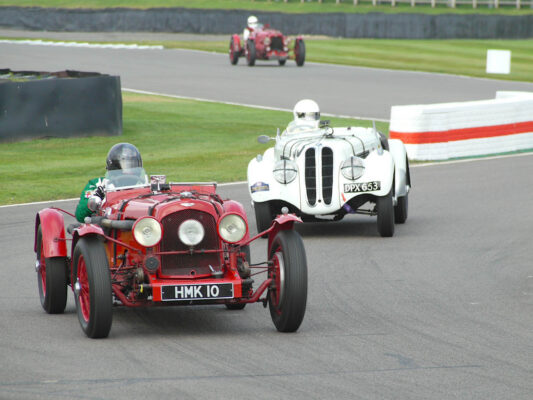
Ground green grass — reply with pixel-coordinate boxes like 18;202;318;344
0;0;531;14
0;92;388;206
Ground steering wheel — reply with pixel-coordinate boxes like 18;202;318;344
110;175;144;187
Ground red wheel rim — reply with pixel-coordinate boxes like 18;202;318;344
39;242;47;295
270;251;284;314
77;256;90;322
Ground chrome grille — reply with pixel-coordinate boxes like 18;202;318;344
160;210;221;277
305;148;316;205
322;147;333;205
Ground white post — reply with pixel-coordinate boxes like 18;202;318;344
473;0;477;8
411;0;415;6
354;0;359;5
431;0;436;7
516;0;520;8
392;0;396;6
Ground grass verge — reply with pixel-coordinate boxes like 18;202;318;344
0;92;388;206
0;0;531;15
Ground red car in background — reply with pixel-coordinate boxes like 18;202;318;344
229;24;306;67
34;172;308;338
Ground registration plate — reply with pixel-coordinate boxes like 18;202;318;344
161;283;234;301
344;181;381;193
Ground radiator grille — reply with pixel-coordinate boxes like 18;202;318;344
160;210;221;277
305;148;316;206
322;147;334;205
270;36;283;51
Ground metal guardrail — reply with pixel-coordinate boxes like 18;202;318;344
275;0;532;9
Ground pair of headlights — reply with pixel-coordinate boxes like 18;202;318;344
272;156;365;184
132;214;247;248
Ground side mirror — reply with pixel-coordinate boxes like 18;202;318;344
87;195;102;212
257;135;273;144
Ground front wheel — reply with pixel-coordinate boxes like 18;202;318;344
295;39;306;67
36;226;67;314
229;37;239;65
377;190;395;237
246;40;256;66
268;230;308;332
73;236;113;338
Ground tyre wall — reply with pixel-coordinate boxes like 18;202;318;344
0;70;122;143
389;92;533;160
0;7;532;39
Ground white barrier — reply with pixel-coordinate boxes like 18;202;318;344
389;91;533;160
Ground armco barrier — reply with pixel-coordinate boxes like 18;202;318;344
0;70;122;143
389;92;533;160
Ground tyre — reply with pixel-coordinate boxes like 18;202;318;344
278;58;287;66
246;40;256;66
395;194;408;224
73;236;113;338
254;201;273;236
36;226;67;314
377;189;395;238
268;230;308;332
295;39;306;67
226;303;246;310
229;37;239;65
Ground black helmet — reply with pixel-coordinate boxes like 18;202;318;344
106;143;142;171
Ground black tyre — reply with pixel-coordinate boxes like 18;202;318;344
36;226;67;314
268;230;308;332
377;189;395;238
246;40;256;66
229;37;239;65
395;194;408;224
295;39;306;67
226;303;246;310
278;58;287;66
73;236;113;338
254;201;273;236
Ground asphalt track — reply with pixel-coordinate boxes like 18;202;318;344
1;40;533;399
2;40;533;120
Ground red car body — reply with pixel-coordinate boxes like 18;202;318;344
229;24;306;67
35;181;308;338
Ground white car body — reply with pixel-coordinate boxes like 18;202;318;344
247;121;411;237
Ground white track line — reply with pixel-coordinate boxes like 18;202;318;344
0;39;163;50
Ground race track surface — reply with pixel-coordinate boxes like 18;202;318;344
2;41;532;120
1;40;533;399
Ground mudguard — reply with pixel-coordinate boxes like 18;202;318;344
231;34;242;52
35;208;67;258
388;139;410;197
221;200;250;244
267;214;302;252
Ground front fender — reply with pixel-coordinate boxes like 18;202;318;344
231;34;242;52
267;214;302;252
70;225;106;259
35;208;67;258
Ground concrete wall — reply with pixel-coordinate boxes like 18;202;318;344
0;7;532;39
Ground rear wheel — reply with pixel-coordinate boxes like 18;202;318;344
36;226;67;314
295;39;306;67
254;201;273;236
246;40;256;66
73;236;113;338
268;230;307;332
395;194;408;224
229;37;239;65
377;190;395;237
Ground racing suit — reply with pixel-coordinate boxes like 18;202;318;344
75;177;104;223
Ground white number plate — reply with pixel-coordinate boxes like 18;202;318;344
344;181;381;193
161;283;234;301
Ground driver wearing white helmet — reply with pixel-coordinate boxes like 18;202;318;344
243;15;261;42
285;99;321;134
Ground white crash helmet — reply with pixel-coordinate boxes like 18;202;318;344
293;99;320;122
247;15;259;29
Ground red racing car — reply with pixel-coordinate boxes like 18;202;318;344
229;24;305;67
34;172;308;338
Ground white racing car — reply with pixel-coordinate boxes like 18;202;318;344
247;100;411;237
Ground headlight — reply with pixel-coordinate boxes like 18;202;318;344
341;156;365;180
178;219;205;246
218;213;247;244
273;159;298;184
133;217;163;247
264;37;271;45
